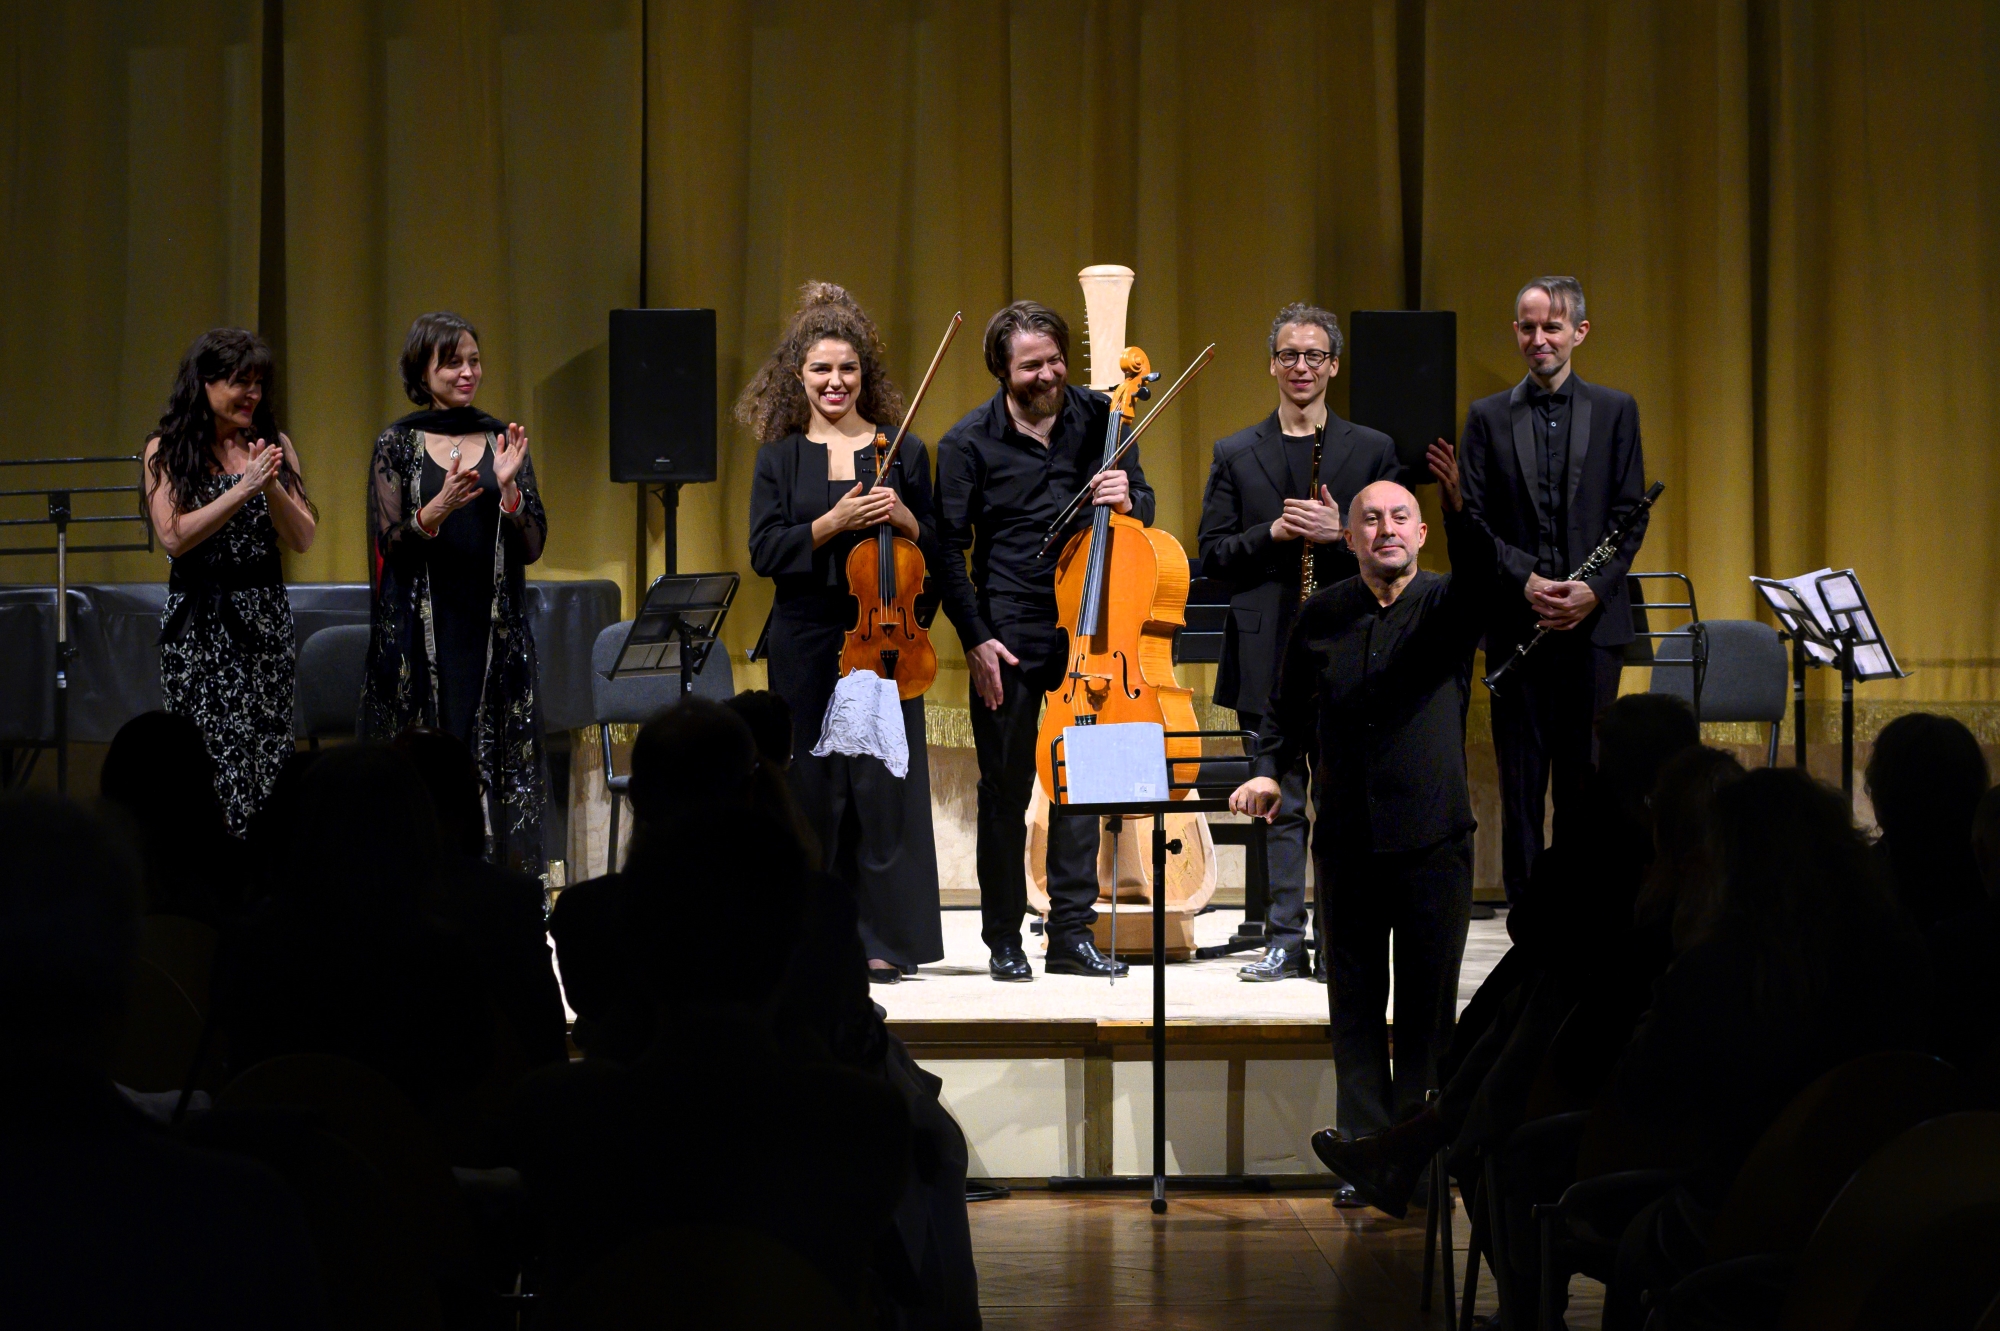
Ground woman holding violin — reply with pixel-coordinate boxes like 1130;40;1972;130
742;282;943;981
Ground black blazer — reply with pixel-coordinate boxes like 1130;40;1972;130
1195;410;1401;717
747;431;939;613
1458;374;1649;653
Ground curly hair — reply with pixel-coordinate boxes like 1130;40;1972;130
146;328;312;518
733;283;906;444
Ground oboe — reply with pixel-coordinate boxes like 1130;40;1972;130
1482;480;1665;691
1299;424;1325;605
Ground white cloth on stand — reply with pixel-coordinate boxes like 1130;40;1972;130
811;668;909;778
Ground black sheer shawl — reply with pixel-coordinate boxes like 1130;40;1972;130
360;422;550;875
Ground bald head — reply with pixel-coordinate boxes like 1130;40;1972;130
1346;480;1427;592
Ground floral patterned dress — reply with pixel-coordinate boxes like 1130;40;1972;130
158;473;297;835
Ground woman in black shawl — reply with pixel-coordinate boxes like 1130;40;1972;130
361;311;550;876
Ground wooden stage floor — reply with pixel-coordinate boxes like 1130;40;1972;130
876;908;1512;1028
971;1189;1604;1330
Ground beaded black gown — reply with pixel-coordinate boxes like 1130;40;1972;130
158;473;296;835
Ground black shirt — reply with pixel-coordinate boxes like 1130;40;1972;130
934;386;1157;651
1525;380;1572;576
1254;510;1497;853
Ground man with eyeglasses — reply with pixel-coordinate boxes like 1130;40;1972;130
1196;304;1402;984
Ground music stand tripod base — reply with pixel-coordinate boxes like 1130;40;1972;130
1042;732;1270;1213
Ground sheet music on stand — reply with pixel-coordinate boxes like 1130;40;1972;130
610;571;738;698
1751;569;1906;681
1751;568;1906;796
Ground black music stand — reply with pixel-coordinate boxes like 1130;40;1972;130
610;572;737;697
1044;726;1271;1214
0;456;152;792
1753;571;1907;796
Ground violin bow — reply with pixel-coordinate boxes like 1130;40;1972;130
1037;341;1217;555
867;311;964;492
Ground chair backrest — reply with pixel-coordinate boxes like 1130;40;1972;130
1624;571;1701;666
1782;1111;2000;1331
137;913;220;1017
295;624;373;739
107;957;205;1094
1707;1049;1963;1262
1174;558;1229;666
220;1053;478;1279
541;1225;856;1330
590;620;736;728
1650;618;1787;724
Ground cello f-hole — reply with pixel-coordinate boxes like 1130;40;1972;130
1111;650;1141;699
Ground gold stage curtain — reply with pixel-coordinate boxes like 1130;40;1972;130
2;0;1994;706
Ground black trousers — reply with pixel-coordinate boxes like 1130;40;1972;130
1236;710;1313;951
969;653;1099;951
1489;632;1624;902
1320;826;1474;1139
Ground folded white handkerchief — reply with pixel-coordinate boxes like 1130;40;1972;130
811;668;909;779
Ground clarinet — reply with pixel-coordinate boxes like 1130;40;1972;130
1299;424;1325;605
1482;480;1665;691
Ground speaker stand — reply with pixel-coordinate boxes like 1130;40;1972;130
636;480;681;594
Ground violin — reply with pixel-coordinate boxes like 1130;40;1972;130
839;312;961;701
1034;348;1206;802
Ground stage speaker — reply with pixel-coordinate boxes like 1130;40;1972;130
610;308;717;484
1347;310;1456;485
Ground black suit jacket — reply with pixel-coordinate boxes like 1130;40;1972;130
1196;410;1401;717
1458;374;1649;653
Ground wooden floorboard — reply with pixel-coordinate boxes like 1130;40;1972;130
970;1189;1603;1329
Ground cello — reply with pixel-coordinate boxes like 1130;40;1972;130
838;312;961;700
1033;347;1209;803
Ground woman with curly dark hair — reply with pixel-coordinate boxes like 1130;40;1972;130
742;282;943;981
360;312;549;876
144;328;315;834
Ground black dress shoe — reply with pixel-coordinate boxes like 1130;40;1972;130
989;945;1034;982
1044;936;1129;978
867;966;900;985
1239;944;1307;982
1309;1113;1447;1220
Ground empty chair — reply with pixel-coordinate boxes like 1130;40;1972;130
1651;620;1788;762
296;624;373;746
591;620;735;872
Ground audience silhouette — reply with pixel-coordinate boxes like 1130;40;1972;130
0;792;328;1328
21;687;1998;1328
100;709;252;924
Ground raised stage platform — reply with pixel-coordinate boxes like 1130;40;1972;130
875;908;1510;1183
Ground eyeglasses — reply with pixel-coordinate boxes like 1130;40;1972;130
1274;349;1333;368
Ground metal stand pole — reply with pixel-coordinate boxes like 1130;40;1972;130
51;491;71;794
1792;636;1808;769
1840;641;1856;801
1151;812;1171;1214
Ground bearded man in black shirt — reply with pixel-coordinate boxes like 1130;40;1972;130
935;302;1155;982
1232;439;1493;1144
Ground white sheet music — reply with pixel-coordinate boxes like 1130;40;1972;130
1062;722;1171;804
1751;568;1905;681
